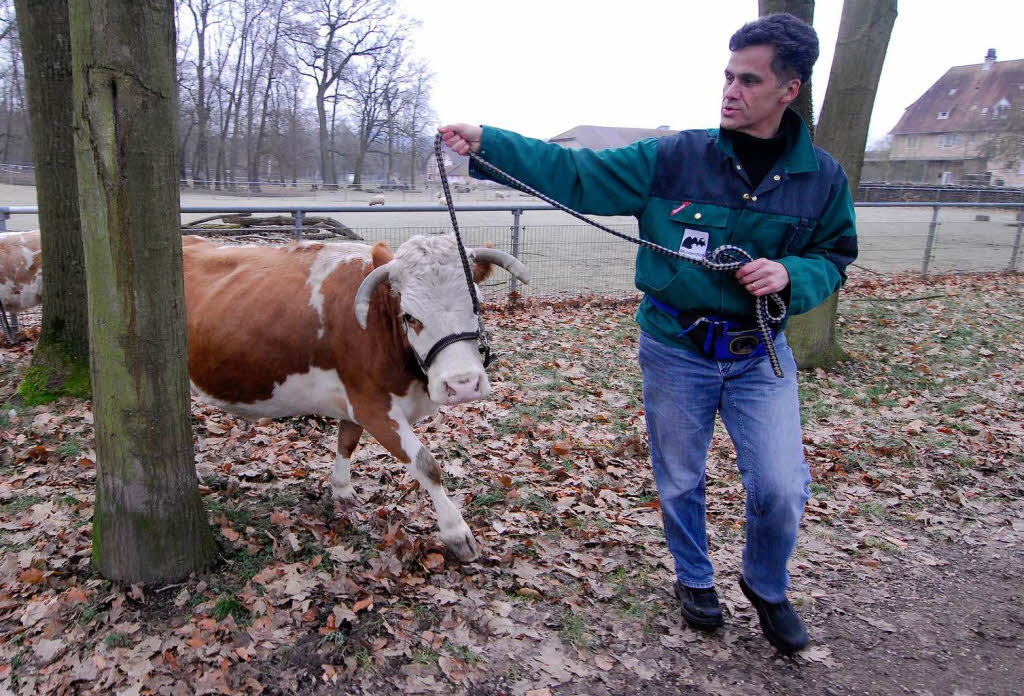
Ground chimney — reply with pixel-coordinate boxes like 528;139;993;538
983;48;996;70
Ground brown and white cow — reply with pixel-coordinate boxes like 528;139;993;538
182;234;529;561
0;230;42;343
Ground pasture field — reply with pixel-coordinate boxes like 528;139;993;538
2;183;1022;300
1;271;1023;695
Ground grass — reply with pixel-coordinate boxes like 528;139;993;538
466;488;507;518
557;609;590;649
1;494;43;515
57;437;84;458
211;593;251;624
413;648;438;665
446;643;482;665
103;632;131;649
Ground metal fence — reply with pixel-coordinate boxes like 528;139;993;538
2;202;1022;301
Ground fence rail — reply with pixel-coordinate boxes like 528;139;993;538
2;202;1022;299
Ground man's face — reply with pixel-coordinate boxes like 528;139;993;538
721;44;800;138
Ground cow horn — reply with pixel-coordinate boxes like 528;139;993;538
354;261;394;330
471;248;531;285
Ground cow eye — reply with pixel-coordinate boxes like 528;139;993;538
401;313;423;332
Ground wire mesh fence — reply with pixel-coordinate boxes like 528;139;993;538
3;201;1022;302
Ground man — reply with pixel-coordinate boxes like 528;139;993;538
440;13;856;654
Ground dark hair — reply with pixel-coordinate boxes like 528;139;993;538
729;13;819;84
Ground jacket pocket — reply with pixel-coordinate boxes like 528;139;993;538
784;218;817;255
636;203;729;296
728;211;806;260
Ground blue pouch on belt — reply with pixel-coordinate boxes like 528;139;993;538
647;296;774;361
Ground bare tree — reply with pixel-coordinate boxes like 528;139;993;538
785;0;896;369
398;60;435;187
342;41;405;186
70;0;215;582
758;0;815;134
288;0;410;188
242;0;285;190
13;0;89;390
0;0;29;164
180;0;224;188
980;104;1024;176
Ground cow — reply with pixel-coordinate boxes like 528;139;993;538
0;230;42;344
368;195;385;206
182;234;530;561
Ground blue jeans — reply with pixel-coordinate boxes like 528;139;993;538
638;330;810;603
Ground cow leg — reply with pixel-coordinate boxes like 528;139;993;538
407;444;479;562
330;421;363;501
363;409;479;562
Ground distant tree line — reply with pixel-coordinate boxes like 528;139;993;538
0;0;439;189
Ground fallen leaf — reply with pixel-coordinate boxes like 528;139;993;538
19;567;43;584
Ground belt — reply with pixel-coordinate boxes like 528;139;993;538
646;295;779;360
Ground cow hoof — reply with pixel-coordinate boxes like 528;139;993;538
330;483;359;502
442;523;479;562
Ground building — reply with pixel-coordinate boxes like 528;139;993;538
547;124;677;150
866;50;1024;187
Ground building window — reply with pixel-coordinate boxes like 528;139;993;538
938;111;950;119
948;88;958;95
1019;162;1024;175
941;172;953;185
981;107;988;114
938;133;960;148
906;135;919;150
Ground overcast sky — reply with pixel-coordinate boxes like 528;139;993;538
396;0;1024;146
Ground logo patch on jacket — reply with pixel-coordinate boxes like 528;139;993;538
679;229;709;261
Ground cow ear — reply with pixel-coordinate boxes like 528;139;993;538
372;242;394;268
473;259;494;283
473;241;494;283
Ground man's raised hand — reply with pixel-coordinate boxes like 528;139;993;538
438;124;483;156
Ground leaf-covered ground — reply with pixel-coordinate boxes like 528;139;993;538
1;271;1023;696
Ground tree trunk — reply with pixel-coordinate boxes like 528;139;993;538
192;3;211;189
785;0;896;369
316;87;335;188
815;0;897;194
758;0;815;134
13;0;90;399
69;0;214;582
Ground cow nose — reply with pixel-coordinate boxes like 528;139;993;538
444;375;483;404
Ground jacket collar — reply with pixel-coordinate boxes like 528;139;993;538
708;108;819;174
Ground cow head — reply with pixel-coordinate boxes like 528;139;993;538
354;235;530;405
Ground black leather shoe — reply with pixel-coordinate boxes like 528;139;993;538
675;582;724;631
739;575;809;653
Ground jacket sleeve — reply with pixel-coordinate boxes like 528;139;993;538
469;126;657;217
777;178;858;316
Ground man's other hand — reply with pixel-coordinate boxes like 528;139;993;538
438;124;483;155
735;258;789;296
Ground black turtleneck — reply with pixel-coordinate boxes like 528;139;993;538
727;129;787;190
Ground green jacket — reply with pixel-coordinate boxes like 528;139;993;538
470;109;858;353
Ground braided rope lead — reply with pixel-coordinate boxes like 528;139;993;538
0;298;13;345
441;133;787;379
434;135;491;363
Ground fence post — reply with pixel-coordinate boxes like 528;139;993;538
922;205;940;275
510;208;522;296
1010;207;1024;272
0;211;7;231
295;209;304;241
